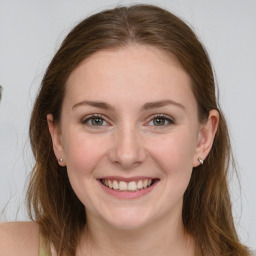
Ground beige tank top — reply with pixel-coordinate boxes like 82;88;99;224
39;236;55;256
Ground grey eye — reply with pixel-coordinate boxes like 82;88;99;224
89;117;105;126
153;117;167;126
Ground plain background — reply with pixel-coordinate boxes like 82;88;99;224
0;0;255;250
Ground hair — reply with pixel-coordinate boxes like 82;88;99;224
0;85;3;101
27;4;250;256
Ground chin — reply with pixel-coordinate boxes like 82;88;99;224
107;218;149;231
101;208;153;231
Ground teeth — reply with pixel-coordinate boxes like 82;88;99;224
102;179;153;191
108;180;113;189
119;181;127;191
137;180;143;189
113;180;119;190
128;181;137;191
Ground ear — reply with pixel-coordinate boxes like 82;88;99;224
47;114;66;166
193;109;219;167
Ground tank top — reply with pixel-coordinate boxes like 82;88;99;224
39;236;54;256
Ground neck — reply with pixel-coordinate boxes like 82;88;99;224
78;210;195;256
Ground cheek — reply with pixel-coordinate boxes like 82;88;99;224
148;130;197;175
62;131;110;207
63;130;108;176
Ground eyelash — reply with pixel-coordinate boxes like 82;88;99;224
81;114;175;129
81;114;109;128
146;114;175;128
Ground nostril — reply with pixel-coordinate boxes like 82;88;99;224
107;132;147;168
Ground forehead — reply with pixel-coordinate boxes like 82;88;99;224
64;45;196;108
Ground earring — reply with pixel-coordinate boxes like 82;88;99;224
198;157;204;165
59;158;63;163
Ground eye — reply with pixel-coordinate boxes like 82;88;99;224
147;114;175;127
82;114;109;127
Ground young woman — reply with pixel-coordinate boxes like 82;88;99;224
0;4;252;256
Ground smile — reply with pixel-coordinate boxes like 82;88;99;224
100;179;154;192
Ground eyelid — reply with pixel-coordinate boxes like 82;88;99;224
81;114;111;127
80;113;175;129
145;113;175;127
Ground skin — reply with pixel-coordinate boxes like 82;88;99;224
0;45;218;255
48;45;219;255
0;222;39;256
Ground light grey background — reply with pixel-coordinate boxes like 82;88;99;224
0;0;255;250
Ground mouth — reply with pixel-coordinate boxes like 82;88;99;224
100;178;158;192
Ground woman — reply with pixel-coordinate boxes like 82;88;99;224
0;4;252;256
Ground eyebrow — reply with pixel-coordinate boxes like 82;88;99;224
142;100;185;111
72;101;115;111
72;99;185;111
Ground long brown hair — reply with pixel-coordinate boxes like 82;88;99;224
27;4;250;256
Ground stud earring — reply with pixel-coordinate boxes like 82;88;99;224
198;157;204;165
59;158;63;163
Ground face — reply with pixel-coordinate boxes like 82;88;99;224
48;45;216;230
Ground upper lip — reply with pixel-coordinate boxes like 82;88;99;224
98;176;159;182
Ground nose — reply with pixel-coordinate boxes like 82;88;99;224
108;125;147;169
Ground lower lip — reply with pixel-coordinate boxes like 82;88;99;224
98;180;159;199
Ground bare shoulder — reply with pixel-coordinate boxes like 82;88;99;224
0;221;39;256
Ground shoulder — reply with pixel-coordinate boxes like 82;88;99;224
0;221;39;256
